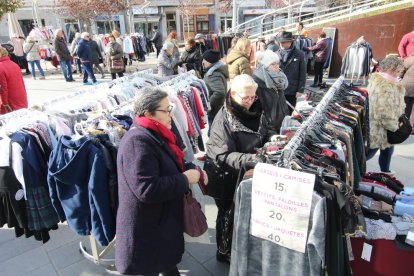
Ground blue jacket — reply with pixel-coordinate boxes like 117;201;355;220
76;39;93;63
115;124;190;275
48;136;115;246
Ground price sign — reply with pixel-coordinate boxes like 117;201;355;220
250;163;315;253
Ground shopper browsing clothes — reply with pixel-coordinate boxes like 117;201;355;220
366;56;406;176
54;29;74;82
277;31;306;113
204;74;274;263
226;38;253;80
303;32;328;88
115;87;207;275
11;33;31;75
178;38;203;78
0;46;28;114
105;34;124;80
253;50;289;133
158;42;179;77
23;36;46;80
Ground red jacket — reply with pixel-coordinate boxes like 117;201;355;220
0;56;28;114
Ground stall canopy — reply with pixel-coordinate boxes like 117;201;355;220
7;12;25;39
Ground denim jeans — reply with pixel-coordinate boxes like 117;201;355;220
28;60;45;78
59;60;73;81
82;62;96;83
366;146;394;172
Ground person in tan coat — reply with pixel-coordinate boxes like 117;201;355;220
366;56;405;176
226;38;253;80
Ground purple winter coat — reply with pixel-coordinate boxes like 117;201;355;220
304;38;328;63
115;123;189;275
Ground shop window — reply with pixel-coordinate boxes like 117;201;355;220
182;15;195;33
166;13;177;34
96;21;121;35
196;15;209;33
220;17;232;32
18;19;46;37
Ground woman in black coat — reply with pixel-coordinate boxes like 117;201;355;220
116;87;206;275
204;74;274;263
178;38;202;77
253;50;289;133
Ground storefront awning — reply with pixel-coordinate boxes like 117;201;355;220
133;16;160;23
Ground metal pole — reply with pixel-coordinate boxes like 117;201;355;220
232;0;237;30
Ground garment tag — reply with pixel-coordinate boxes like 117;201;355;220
15;189;24;201
361;243;373;262
405;231;414;246
97;120;107;130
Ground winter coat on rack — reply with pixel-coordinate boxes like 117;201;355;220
53;37;71;61
0;56;28;114
203;61;229;119
367;73;405;149
178;47;202;76
48;136;115;246
226;49;253;80
204;94;272;200
105;41;124;74
115;124;190;275
402;55;414;97
158;49;178;77
278;47;306;96
23;42;41;62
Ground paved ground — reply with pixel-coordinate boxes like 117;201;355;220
0;54;413;275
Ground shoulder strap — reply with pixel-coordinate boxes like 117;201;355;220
25;43;35;54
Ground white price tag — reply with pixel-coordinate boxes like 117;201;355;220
250;163;315;253
405;231;414;246
361;243;373;262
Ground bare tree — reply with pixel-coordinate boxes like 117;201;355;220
0;0;23;20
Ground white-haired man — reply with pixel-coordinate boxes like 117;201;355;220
53;29;74;82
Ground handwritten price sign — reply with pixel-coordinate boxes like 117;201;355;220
250;163;315;253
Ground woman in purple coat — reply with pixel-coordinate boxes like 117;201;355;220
115;87;205;275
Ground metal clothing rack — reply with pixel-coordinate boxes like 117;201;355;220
279;76;344;168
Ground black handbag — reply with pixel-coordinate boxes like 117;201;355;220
387;114;412;144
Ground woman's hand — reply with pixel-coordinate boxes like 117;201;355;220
202;170;208;185
183;169;201;184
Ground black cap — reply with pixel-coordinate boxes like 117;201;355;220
203;50;221;64
278;32;294;42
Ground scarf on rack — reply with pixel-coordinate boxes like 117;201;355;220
254;64;289;90
135;117;184;171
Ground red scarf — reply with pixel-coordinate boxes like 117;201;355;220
136;117;184;171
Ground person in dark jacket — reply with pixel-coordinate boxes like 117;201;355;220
90;38;105;79
304;32;328;87
151;26;163;57
253;50;289;133
54;29;74;82
77;32;98;85
178;38;202;77
116;87;205;275
202;49;229;135
277;32;306;113
204;74;274;263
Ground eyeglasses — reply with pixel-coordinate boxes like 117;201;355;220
235;93;258;102
155;105;174;115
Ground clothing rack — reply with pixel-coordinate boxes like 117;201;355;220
279;76;344;167
158;70;196;89
41;69;154;110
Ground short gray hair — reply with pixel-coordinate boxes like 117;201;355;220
54;29;63;37
379;56;404;73
81;32;90;39
231;74;258;92
134;87;169;116
74;32;81;39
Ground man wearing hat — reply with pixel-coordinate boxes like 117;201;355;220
195;33;207;77
277;31;306;113
202;50;229;136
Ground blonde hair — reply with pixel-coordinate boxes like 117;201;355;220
234;38;251;53
74;32;81;39
0;46;8;57
112;30;121;38
231;74;258;92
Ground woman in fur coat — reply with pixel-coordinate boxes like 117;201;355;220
366;56;406;175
